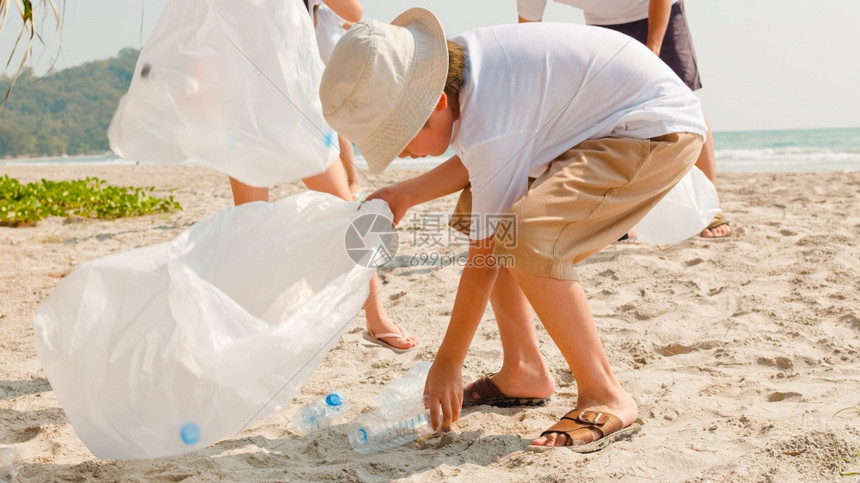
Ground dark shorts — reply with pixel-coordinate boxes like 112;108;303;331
601;1;702;90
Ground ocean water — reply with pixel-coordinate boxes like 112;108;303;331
378;127;860;173
3;127;859;173
713;127;860;173
1;153;136;167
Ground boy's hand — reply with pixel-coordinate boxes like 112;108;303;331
424;358;463;430
365;184;411;226
365;155;467;227
422;237;500;431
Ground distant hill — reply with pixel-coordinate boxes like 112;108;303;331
0;48;138;158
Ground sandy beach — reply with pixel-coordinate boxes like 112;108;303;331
1;163;859;482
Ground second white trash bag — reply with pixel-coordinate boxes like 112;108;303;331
107;0;337;187
632;166;721;245
34;193;394;460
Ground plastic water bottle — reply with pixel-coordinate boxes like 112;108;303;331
0;447;20;483
294;392;350;435
378;361;432;406
347;396;433;454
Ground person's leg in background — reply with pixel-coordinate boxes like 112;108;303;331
695;116;731;238
337;134;363;200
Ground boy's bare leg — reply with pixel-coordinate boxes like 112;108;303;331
302;160;353;200
696;116;731;238
470;267;554;399
511;269;638;447
304;162;419;351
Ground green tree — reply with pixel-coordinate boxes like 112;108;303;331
0;49;140;157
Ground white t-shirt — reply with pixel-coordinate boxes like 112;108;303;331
451;23;706;240
518;0;679;25
306;0;348;64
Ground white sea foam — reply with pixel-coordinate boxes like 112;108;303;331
715;147;860;172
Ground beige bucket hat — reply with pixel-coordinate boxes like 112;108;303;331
319;8;448;173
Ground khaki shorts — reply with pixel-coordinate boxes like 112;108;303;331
450;132;703;280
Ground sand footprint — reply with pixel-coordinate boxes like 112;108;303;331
767;391;803;402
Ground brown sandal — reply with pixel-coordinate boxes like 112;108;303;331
701;213;731;238
462;375;550;408
528;409;642;453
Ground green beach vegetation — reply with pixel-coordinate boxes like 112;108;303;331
0;174;181;227
0;5;181;228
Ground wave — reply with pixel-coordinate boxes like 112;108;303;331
5;147;859;173
715;146;860;172
1;153;136;167
718;146;860;160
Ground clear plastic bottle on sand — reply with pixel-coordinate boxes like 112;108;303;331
347;396;433;454
378;361;432;406
294;391;350;435
0;447;20;483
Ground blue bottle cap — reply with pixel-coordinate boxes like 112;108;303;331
325;392;344;407
180;422;201;445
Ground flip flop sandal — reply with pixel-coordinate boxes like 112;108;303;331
361;321;419;354
462;374;550;408
701;213;731;238
528;409;642;453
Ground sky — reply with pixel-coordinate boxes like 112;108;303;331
1;0;858;133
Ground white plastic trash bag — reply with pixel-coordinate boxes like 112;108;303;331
34;193;393;459
107;0;337;187
632;166;721;245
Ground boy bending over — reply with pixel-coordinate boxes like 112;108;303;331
320;8;705;451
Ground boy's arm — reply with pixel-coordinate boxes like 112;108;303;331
425;236;499;430
646;0;672;55
365;155;468;225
